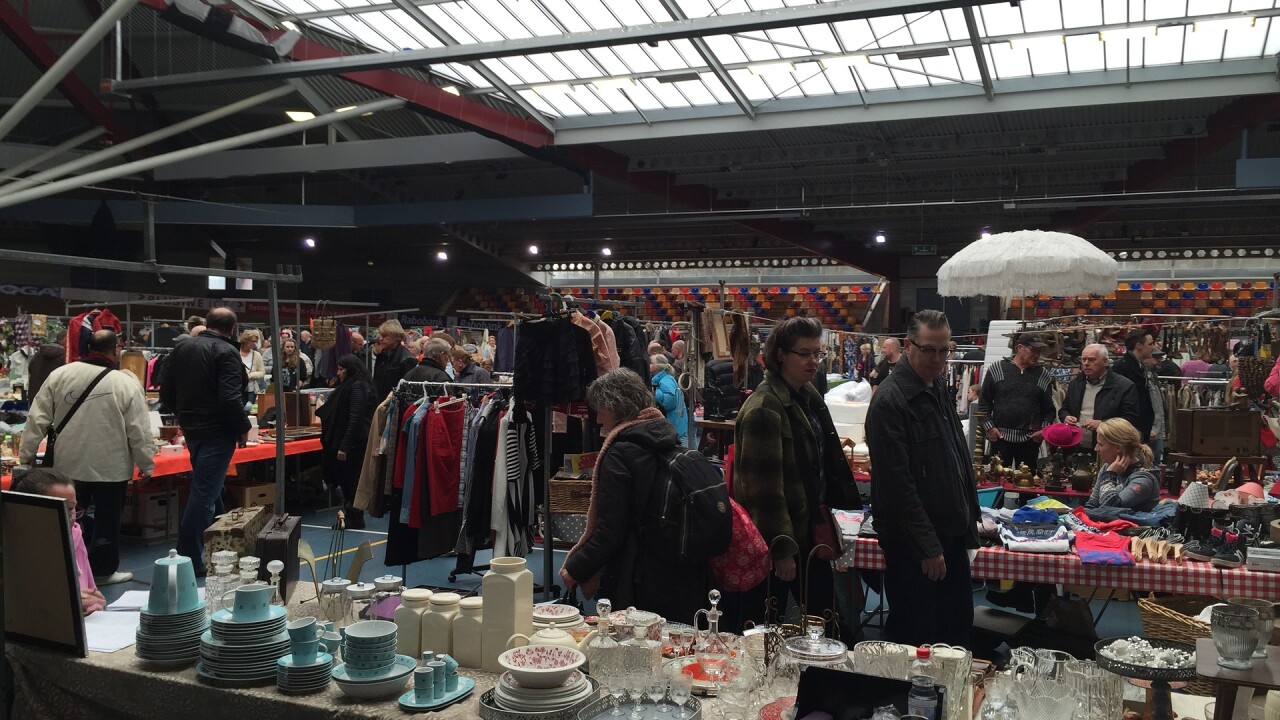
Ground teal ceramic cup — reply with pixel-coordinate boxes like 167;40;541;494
437;653;459;676
287;617;322;642
292;638;321;662
220;584;274;622
445;670;459;693
414;667;433;703
427;661;446;699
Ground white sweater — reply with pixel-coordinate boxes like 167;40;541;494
20;361;156;482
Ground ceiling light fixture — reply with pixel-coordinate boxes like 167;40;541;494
747;60;796;76
436;250;448;261
875;233;887;244
896;47;950;60
528;244;539;255
602;247;612;256
1007;34;1064;51
818;53;868;69
531;83;574;97
334;105;357;112
285;110;316;122
441;85;461;96
281;20;300;32
1099;24;1157;42
302;236;316;248
980;229;992;239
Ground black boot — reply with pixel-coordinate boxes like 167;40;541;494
344;505;365;530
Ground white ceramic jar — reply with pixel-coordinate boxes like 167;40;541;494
394;588;432;658
481;556;534;673
452;596;484;669
421;592;462;657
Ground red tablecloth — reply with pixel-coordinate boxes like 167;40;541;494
1;438;323;490
838;536;1280;598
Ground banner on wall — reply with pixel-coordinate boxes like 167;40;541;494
0;284;60;298
397;314;450;329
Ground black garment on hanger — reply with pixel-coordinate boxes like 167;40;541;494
514;318;596;404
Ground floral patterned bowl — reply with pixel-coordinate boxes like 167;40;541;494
497;646;586;689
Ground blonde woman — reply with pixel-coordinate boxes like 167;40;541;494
1085;417;1159;512
239;330;266;398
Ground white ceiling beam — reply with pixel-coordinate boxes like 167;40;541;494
152;132;527;180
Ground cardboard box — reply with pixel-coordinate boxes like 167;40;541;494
228;483;277;514
1173;408;1260;456
122;490;180;541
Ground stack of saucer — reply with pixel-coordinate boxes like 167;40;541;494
196;586;289;686
135;606;208;666
494;669;594;712
277;652;334;694
332;620;415;700
533;603;582;629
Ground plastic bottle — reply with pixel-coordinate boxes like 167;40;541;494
906;646;939;720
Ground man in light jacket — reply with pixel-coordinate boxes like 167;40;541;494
21;330;155;585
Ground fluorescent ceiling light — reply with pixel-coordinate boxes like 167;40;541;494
285;110;316;122
436;251;448;261
747;60;796;76
531;83;574;97
601;247;612;256
281;20;300;32
896;47;950;60
1100;25;1157;42
528;244;539;255
441;85;460;96
1194;17;1256;33
591;77;636;92
1008;34;1064;51
334;105;357;112
875;233;886;244
818;53;868;69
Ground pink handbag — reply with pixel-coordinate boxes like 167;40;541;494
709;499;771;592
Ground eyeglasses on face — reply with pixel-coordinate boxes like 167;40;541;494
911;345;950;357
785;349;828;361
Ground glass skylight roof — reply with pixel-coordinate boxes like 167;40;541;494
251;0;1280;123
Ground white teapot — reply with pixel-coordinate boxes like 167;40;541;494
507;621;595;652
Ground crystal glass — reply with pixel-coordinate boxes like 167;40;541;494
1063;660;1124;720
669;668;694;720
624;672;645;720
606;675;628;717
647;671;670;713
978;674;1020;720
1228;598;1275;659
1213;604;1262;670
854;641;911;680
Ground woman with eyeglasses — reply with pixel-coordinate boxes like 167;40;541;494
729;316;862;637
11;468;106;615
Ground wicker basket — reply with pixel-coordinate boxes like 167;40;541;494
549;478;592;514
1137;593;1217;696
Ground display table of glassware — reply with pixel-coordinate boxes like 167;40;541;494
1195;638;1280;720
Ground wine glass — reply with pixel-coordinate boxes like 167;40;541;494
670;670;694;720
647;670;670;713
624;673;645;720
606;674;628;717
668;629;688;657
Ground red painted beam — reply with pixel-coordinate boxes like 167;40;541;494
1055;93;1280;234
0;0;131;142
558;144;897;279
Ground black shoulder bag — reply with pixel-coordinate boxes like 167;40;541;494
37;367;113;467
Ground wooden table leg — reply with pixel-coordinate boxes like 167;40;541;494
1214;681;1237;720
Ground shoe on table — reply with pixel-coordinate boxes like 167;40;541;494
1211;530;1246;569
1185;526;1225;562
94;571;134;585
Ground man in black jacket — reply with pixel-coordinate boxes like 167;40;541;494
371;320;419;400
868;337;901;389
977;333;1057;468
1112;328;1158;442
404;338;452;384
1059;343;1140;454
161;308;249;574
866;309;980;648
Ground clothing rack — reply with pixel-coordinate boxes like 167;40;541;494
1156;376;1232;385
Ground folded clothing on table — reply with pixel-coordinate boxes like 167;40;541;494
1073;531;1134;565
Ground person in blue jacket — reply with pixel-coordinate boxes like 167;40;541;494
649;353;688;445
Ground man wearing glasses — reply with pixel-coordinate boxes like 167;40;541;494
976;332;1057;469
732;317;861;638
866;310;980;647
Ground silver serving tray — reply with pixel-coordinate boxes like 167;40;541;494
577;696;702;720
478;676;602;720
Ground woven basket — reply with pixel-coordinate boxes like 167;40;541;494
1137;593;1216;695
549;478;592;514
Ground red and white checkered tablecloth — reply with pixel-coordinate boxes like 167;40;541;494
838;537;1280;599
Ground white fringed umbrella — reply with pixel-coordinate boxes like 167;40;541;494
937;229;1118;299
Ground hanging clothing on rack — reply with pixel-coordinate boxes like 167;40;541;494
514;317;596;404
66;309;122;363
495;326;516;374
455;395;504;559
492;398;543;558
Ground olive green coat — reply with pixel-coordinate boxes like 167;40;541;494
733;371;861;562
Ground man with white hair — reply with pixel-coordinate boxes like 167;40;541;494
869;337;902;389
1059;343;1141;452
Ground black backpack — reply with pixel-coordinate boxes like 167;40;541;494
647;447;733;563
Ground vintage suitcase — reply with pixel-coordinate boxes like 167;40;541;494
1173;408;1260;456
254;513;302;602
202;505;270;571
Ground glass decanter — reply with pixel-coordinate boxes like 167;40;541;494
371;575;404;621
266;560;285;606
238;555;261;588
205;550;239;616
693;590;732;688
585;598;621;677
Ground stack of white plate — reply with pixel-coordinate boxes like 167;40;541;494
276;652;334;695
196;605;289;686
494;670;593;712
135;606;208;666
532;604;582;629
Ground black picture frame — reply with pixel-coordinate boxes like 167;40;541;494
2;490;87;657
